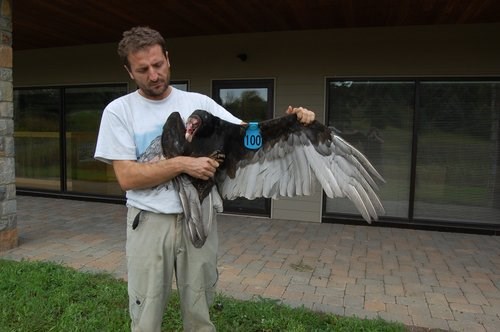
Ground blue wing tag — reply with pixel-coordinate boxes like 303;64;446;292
244;122;262;150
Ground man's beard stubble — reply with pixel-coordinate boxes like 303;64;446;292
138;67;171;99
141;79;170;98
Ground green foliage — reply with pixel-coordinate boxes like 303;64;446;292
0;259;407;332
221;89;268;121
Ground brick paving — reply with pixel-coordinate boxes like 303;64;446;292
2;196;500;331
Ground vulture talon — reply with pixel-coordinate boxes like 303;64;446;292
209;150;225;164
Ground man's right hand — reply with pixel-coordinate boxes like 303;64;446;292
182;157;219;180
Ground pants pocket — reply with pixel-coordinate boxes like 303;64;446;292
129;289;146;326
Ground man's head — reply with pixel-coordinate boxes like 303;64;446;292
118;26;167;69
118;26;171;100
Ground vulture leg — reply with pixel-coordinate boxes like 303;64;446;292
209;150;225;164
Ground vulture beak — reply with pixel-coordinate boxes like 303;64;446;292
185;130;193;142
185;115;201;142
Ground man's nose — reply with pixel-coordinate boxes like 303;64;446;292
149;69;159;81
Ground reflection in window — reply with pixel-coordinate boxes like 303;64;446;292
65;86;127;196
171;81;189;91
14;89;62;190
327;79;500;226
326;81;414;219
218;88;269;120
415;81;500;223
14;85;127;197
213;79;274;216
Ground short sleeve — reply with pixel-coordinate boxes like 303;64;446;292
94;104;137;164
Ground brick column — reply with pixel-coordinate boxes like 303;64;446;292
0;0;17;251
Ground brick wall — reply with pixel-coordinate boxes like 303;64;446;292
0;0;17;251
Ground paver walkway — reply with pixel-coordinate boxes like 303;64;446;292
2;196;500;331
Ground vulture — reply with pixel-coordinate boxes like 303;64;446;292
162;110;385;248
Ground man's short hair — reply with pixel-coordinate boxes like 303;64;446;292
117;26;167;69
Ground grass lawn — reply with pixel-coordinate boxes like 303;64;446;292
0;259;427;331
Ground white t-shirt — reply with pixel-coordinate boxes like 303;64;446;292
94;87;241;214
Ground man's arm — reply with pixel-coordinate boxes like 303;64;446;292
112;156;219;191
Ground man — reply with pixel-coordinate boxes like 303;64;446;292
94;26;315;331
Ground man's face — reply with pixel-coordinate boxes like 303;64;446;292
125;44;171;100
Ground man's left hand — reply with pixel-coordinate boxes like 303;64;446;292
286;106;315;125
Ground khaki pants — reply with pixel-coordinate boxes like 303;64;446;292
126;206;218;332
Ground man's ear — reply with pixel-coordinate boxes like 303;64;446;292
165;51;170;67
124;65;134;80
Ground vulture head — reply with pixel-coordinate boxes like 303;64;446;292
185;110;218;142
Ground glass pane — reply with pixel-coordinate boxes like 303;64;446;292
171;81;188;91
214;83;273;216
14;89;61;190
219;88;269;121
415;81;500;224
326;81;414;219
65;85;127;196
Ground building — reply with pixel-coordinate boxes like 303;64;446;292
3;1;500;250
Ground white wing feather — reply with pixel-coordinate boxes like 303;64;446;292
218;130;385;223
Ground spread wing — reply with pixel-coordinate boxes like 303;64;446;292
217;114;385;223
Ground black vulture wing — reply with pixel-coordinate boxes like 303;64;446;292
217;114;385;223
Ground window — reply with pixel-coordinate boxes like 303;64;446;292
415;81;500;224
171;81;189;91
326;79;500;226
326;80;414;220
212;79;274;215
14;84;128;198
14;88;62;191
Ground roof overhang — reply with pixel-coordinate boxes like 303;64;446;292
12;0;500;50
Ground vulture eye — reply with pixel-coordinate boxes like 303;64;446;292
185;115;201;142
